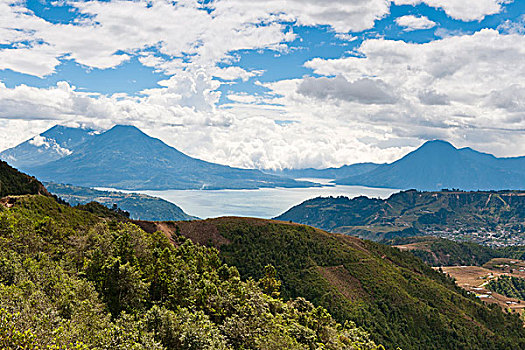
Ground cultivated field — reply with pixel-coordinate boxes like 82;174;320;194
439;258;525;313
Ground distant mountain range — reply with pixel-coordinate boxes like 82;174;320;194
2;126;524;191
268;140;525;191
1;125;96;169
335;140;525;191
0;125;314;190
274;190;525;243
45;182;197;221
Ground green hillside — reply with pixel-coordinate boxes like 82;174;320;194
45;182;198;221
0;194;379;349
488;275;525;300
139;218;525;349
0;160;51;198
274;190;525;245
388;236;499;266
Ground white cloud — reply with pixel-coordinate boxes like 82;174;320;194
335;34;357;42
0;1;523;169
211;67;263;82
227;93;258;104
394;0;511;21
297;76;398;104
28;135;48;148
498;15;525;34
395;15;436;31
0;0;394;78
283;29;525;159
28;135;72;156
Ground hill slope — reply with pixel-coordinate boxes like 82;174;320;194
0;192;377;349
274;190;525;244
0;160;51;197
336;140;525;190
138;217;525;350
389;236;499;267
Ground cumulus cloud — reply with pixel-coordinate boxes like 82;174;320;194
297;76;398;104
0;0;393;78
497;15;525;34
3;0;507;78
0;1;523;169
418;90;450;105
28;135;72;156
276;29;525;159
393;0;511;21
395;15;436;31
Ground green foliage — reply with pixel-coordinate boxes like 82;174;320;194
388;236;498;266
178;218;525;350
0;308;88;350
488;275;525;300
259;265;282;298
0;160;51;198
495;246;525;260
0;195;379;350
275;190;525;242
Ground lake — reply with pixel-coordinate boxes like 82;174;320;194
101;180;399;219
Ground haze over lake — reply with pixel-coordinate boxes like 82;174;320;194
101;180;398;219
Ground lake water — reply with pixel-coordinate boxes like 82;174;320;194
100;179;399;219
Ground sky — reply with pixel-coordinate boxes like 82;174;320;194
1;0;524;170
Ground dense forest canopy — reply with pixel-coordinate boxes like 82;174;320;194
0;194;380;349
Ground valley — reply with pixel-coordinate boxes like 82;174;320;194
439;259;525;314
2;156;525;349
3;2;525;348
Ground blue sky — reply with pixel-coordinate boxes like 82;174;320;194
3;1;524;95
0;0;524;169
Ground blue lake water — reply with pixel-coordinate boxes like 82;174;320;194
101;179;399;219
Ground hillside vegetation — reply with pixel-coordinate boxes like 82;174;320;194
0;193;378;349
139;218;525;349
389;236;498;266
45;182;197;221
0;160;51;198
275;190;525;245
488;276;525;301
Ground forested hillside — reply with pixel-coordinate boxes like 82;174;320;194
0;160;51;198
488;276;525;300
275;190;525;245
0;196;378;347
389;236;499;266
139;218;525;349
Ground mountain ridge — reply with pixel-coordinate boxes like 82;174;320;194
274;189;525;244
335;140;525;190
0;160;51;198
0;125;95;168
6;124;315;191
